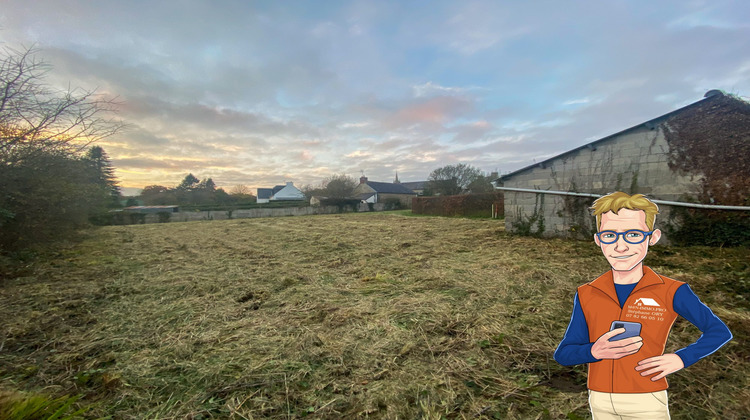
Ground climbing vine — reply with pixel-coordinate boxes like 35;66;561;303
511;193;545;237
664;92;750;206
663;92;750;246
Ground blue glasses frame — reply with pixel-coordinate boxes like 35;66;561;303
596;229;654;244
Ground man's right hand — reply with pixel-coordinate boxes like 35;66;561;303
590;328;643;360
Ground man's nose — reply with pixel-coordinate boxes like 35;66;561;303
614;236;629;251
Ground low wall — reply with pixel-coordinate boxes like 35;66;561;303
125;203;386;224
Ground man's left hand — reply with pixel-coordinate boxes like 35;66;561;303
635;353;685;381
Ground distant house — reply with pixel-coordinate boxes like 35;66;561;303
496;90;748;238
392;173;427;195
256;188;274;204
351;176;417;208
257;182;306;203
399;181;427;195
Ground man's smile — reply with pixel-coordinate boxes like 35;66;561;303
611;254;636;259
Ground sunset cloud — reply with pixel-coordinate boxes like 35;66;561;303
2;0;748;194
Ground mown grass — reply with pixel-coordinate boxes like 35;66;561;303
0;213;747;419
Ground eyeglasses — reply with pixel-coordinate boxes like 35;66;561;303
596;229;654;244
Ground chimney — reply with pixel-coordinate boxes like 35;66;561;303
360;176;368;184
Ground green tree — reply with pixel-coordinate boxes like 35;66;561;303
0;151;111;250
177;173;200;191
140;185;174;205
426;164;485;196
84;146;121;207
322;174;357;198
467;174;494;193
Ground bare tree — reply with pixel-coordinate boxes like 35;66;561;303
0;46;124;165
0;46;125;251
230;184;251;196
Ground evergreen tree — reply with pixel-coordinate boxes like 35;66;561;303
85;146;121;207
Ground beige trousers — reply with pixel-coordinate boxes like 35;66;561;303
588;390;670;420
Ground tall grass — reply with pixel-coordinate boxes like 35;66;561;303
0;214;747;419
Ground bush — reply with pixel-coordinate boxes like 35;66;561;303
0;151;111;252
318;198;361;212
127;213;146;224
157;212;171;223
665;207;750;247
383;198;405;210
412;192;504;217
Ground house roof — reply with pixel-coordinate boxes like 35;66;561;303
272;183;305;200
497;90;728;183
366;181;416;194
400;181;426;190
257;188;273;199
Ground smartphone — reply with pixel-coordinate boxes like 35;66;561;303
609;321;642;341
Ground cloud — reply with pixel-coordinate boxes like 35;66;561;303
2;0;749;191
413;81;468;97
386;95;475;128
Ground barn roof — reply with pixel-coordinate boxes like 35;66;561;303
366;181;416;195
497;90;730;183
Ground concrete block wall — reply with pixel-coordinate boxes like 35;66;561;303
136;203;387;224
503;125;697;239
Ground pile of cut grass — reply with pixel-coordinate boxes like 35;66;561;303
0;213;747;419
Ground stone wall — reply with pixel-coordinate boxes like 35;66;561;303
129;203;386;224
502;125;697;239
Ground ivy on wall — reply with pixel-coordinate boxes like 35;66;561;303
664;92;750;206
663;92;750;246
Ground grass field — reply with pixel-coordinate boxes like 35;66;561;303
1;212;748;419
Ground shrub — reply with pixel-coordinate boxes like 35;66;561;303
412;192;504;218
157;212;171;223
665;206;750;247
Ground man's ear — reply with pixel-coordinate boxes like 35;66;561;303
594;233;601;246
649;229;662;246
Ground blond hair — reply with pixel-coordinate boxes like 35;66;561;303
590;192;659;231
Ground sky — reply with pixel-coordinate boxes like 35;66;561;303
2;1;749;195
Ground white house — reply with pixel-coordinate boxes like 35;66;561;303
257;182;306;203
271;182;306;201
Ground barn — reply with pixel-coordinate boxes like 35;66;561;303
496;90;750;240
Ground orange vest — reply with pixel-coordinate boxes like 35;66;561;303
577;266;684;393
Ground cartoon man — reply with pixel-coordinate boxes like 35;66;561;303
554;192;732;419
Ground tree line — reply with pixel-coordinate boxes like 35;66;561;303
0;44;498;254
300;165;495;200
138;174;256;208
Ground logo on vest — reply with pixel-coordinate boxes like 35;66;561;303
625;297;666;322
634;297;660;307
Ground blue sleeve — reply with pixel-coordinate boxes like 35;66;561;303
673;284;732;368
554;292;601;366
